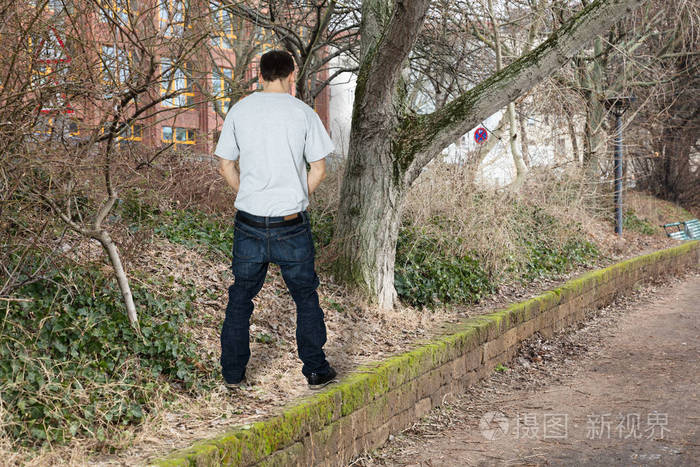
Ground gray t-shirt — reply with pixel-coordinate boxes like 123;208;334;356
214;92;335;217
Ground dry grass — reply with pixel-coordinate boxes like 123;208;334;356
402;161;613;274
626;190;697;226
0;157;689;465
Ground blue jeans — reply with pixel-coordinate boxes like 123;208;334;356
220;210;331;383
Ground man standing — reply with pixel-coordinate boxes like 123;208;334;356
214;50;336;390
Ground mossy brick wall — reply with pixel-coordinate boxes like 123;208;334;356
153;241;699;467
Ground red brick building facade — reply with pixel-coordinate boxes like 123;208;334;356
27;0;330;154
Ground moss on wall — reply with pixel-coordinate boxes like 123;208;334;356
153;241;698;467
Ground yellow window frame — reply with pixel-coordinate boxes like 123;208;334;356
159;0;191;37
160;58;194;108
98;0;133;23
254;27;274;52
30;58;71;112
35;117;80;137
32;62;53;88
117;123;142;141
212;66;232;113
162;126;195;145
31;0;64;14
210;3;236;49
101;45;132;86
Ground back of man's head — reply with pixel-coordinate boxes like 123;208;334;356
260;50;295;82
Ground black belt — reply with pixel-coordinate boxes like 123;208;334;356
236;212;303;228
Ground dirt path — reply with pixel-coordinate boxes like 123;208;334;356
356;274;700;466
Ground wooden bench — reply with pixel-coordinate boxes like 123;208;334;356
663;219;700;240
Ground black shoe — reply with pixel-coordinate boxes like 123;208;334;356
307;367;337;390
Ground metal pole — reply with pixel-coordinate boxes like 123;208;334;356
614;114;623;236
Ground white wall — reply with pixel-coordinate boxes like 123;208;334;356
328;54;356;157
328;58;579;187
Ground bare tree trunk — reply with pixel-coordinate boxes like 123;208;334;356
585;95;608;175
581;36;609;176
41;192;141;329
334;145;403;309
334;0;648;309
517;106;531;167
488;0;528;192
333;0;430;309
566;110;581;163
507;102;528;191
96;230;139;327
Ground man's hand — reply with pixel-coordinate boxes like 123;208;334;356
218;157;240;192
307;159;326;195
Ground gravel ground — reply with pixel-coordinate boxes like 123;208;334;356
352;272;700;466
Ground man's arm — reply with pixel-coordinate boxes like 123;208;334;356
218;157;240;192
307;159;326;195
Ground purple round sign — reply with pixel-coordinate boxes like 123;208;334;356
474;127;488;144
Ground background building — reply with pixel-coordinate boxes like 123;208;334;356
27;0;331;154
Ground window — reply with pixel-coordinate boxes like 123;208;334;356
117;123;142;141
162;126;195;145
254;27;274;53
210;2;236;49
98;0;131;24
34;117;54;137
31;63;52;89
160;58;193;107
160;0;189;37
29;39;72;114
33;0;64;14
34;116;79;138
212;66;232;113
249;60;261;89
102;45;131;88
47;0;64;14
162;125;172;142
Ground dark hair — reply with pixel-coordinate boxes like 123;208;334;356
259;50;295;82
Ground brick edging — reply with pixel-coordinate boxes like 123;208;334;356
153;241;699;466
